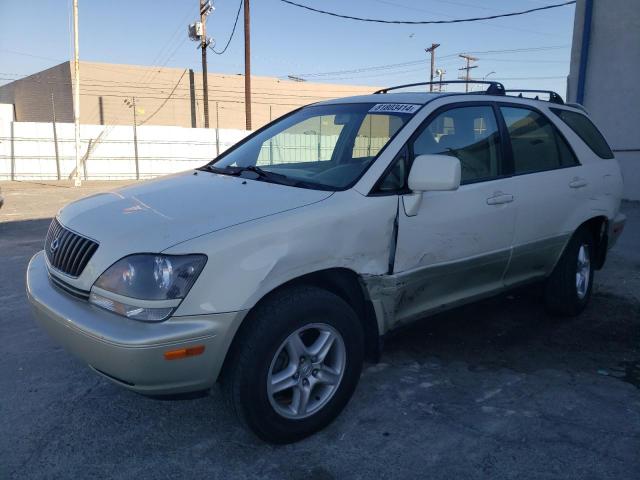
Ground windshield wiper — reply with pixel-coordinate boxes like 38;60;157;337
199;164;335;191
199;165;232;175
240;165;282;180
201;164;294;185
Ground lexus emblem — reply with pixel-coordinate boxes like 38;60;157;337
50;237;60;253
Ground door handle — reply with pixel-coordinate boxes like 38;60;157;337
486;193;514;205
569;178;588;189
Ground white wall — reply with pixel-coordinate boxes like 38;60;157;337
568;0;640;200
0;121;249;180
0;104;13;123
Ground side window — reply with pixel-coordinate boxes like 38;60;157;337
500;107;578;174
378;146;409;192
551;108;614;159
411;105;502;184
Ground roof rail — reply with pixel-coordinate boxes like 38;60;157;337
503;89;564;104
374;80;505;96
564;102;589;113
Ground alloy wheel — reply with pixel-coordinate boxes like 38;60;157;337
267;323;346;420
576;243;591;299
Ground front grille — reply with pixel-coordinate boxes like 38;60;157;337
45;218;99;278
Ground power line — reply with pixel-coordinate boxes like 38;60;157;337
210;0;243;55
291;45;569;79
138;69;188;126
278;0;576;25
369;0;567;38
0;73;374;98
478;57;569;64
491;75;566;80
0;48;62;62
2;45;570;86
466;46;569;55
293;60;425;78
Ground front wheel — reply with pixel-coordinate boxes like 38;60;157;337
544;226;595;316
221;286;364;443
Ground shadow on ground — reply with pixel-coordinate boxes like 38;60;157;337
1;216;639;480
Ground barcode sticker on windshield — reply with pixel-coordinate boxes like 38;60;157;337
369;103;421;114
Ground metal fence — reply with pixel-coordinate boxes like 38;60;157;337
0;121;390;180
0;121;248;180
257;133;389;165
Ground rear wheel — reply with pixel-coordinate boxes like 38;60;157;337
221;286;364;443
544;226;595;316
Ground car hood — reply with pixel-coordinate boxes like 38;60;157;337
58;170;333;255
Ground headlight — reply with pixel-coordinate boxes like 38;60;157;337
89;254;207;322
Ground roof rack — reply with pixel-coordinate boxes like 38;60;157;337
503;89;564;104
374;80;506;95
565;102;589;113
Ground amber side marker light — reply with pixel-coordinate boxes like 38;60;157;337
164;345;205;360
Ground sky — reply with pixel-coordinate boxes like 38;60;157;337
0;0;576;96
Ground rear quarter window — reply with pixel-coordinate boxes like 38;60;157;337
551;109;614;159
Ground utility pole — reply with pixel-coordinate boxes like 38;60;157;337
132;97;139;180
215;101;220;156
51;93;61;180
425;43;440;91
72;0;81;186
200;0;210;128
123;98;140;180
244;0;252;130
458;54;478;92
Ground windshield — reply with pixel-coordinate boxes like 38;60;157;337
207;102;419;190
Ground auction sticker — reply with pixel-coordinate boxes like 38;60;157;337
369;103;421;114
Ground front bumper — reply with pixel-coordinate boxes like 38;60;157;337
27;251;247;395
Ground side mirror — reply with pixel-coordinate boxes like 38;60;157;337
407;154;461;192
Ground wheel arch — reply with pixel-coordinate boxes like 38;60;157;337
580;215;608;269
218;268;382;383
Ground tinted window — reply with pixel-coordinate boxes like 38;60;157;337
501;107;578;174
551;108;614;159
378;146;409;192
411;105;502;184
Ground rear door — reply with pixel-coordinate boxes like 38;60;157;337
390;103;517;323
498;104;584;286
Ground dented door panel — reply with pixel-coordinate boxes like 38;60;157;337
387;179;516;329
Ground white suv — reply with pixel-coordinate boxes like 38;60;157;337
27;82;626;443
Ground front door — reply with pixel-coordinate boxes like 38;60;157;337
392;103;516;323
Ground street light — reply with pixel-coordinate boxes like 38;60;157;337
483;71;496;80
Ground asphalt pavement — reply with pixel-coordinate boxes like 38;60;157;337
1;181;639;479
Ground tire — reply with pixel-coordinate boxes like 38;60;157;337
544;226;595;316
221;285;364;444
